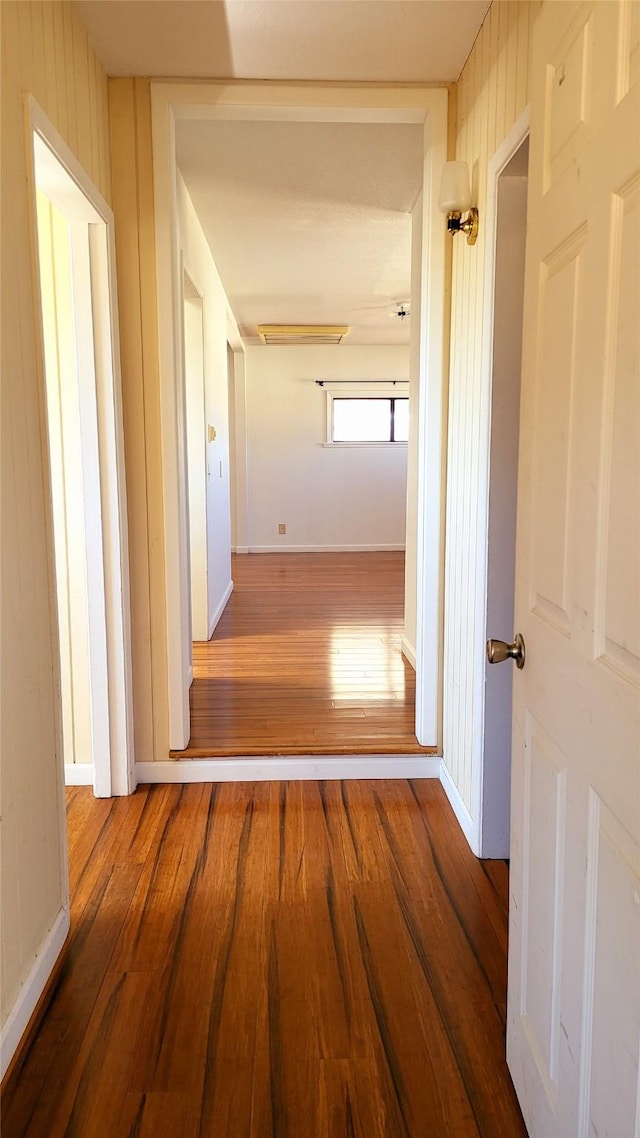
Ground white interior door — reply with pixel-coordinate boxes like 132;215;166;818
506;2;640;1135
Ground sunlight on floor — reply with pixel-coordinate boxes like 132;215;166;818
329;627;407;702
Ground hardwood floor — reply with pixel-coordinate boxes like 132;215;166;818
176;552;434;758
3;782;526;1138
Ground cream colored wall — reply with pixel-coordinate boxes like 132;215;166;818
1;0;111;1035
442;0;541;811
108;78;169;763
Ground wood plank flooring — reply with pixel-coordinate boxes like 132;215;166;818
2;782;527;1138
176;552;433;758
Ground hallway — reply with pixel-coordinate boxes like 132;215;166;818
3;781;526;1137
178;552;435;757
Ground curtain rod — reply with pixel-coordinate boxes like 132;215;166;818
314;379;408;387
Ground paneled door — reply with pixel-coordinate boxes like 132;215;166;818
507;2;640;1135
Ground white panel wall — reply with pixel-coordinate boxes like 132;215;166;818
443;0;540;817
243;345;409;551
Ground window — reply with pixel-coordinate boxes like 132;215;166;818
325;388;409;444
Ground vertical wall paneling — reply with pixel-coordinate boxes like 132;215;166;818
442;1;542;828
134;79;172;759
108;78;169;766
1;0;111;1069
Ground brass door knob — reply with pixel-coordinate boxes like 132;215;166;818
486;633;526;669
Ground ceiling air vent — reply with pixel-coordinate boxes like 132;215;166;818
257;324;350;346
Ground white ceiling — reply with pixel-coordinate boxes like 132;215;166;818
75;0;490;83
75;0;491;347
176;119;424;345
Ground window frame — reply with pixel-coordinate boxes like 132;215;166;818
323;383;409;447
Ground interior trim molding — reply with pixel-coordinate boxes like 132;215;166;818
28;97;135;797
151;82;448;754
247;544;406;554
440;760;480;856
467;103;531;858
64;763;94;786
0;908;69;1082
208;580;234;640
401;637;417;669
137;756;441;783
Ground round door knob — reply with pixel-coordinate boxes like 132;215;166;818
486;633;525;669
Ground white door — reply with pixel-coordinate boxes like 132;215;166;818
506;2;640;1136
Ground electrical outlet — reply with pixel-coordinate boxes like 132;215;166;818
278;523;286;535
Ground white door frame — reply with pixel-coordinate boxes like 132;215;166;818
461;106;531;855
27;97;135;797
150;82;449;753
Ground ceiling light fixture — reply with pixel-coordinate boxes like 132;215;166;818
438;160;479;246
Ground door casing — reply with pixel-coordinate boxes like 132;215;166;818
27;97;135;798
150;83;450;755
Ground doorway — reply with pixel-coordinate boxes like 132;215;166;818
174;119;427;762
479;125;530;857
30;104;133;798
152;84;449;761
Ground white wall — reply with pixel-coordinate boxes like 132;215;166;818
243;345;409;551
177;175;238;637
402;192;423;664
230;350;249;553
183;284;208;641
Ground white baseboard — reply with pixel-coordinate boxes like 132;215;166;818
137;755;440;783
232;546;249;554
64;763;94;786
401;637;416;669
439;761;481;856
247;544;406;554
0;907;69;1081
208;580;233;639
